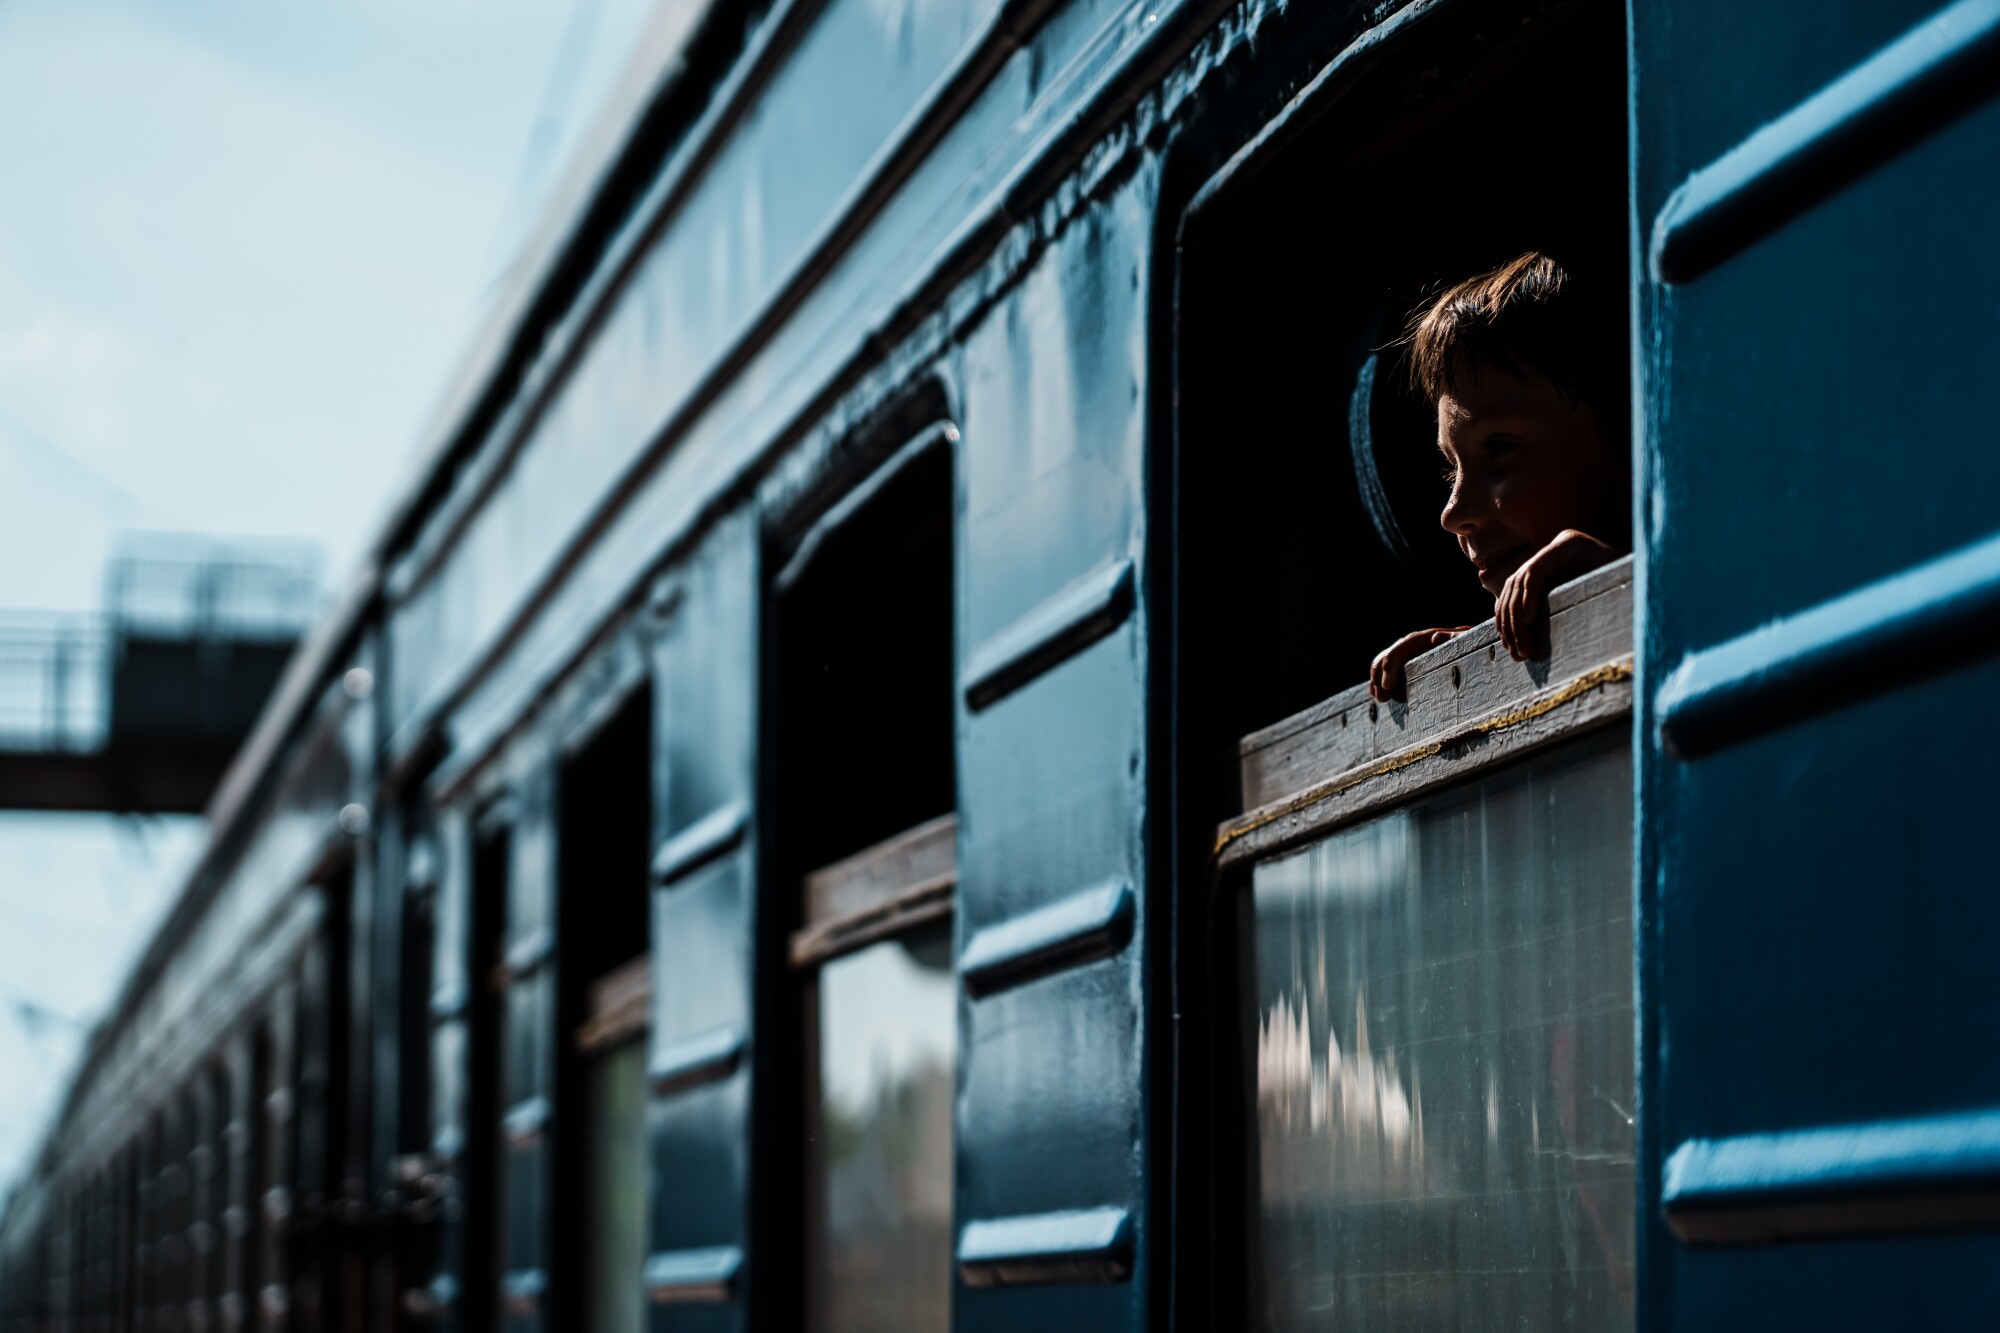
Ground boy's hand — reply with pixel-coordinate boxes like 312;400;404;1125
1496;528;1617;662
1370;627;1469;703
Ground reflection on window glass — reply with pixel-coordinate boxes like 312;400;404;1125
585;1037;648;1333
814;921;955;1333
1250;734;1633;1331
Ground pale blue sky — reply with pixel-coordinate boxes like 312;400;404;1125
0;0;660;1201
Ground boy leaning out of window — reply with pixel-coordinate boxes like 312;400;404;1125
1368;251;1631;704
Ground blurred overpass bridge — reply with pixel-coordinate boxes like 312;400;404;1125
0;536;318;813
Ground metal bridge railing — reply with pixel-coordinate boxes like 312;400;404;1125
0;616;108;754
105;533;322;641
0;535;323;759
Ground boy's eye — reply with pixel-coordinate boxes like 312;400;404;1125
1485;436;1521;459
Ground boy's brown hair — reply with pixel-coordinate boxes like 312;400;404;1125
1405;251;1625;424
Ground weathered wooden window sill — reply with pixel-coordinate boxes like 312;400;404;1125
1215;556;1634;872
791;813;957;968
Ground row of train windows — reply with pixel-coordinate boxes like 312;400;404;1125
527;469;1632;1331
44;723;1627;1333
512;517;1633;1333
31;1023;300;1330
435;437;960;1333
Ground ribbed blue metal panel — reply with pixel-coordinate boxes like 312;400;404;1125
646;516;759;1333
950;172;1157;1333
1635;1;2000;1323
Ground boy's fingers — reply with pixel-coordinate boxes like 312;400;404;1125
1518;572;1544;623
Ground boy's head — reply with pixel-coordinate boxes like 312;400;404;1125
1406;252;1628;597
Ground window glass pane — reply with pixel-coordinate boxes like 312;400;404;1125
1250;732;1634;1331
814;921;955;1333
584;1037;648;1333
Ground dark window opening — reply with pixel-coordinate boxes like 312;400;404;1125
1174;0;1629;825
396;855;437;1163
552;685;653;1333
462;821;509;1333
1170;2;1632;1324
769;429;958;1333
770;437;956;887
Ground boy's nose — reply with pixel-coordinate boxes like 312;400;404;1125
1440;486;1479;535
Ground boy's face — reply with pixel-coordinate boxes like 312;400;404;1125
1436;365;1624;598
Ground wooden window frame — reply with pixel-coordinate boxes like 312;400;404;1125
1215;556;1635;875
574;954;651;1054
789;814;957;970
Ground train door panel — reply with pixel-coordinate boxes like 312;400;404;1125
1634;1;2000;1324
644;513;759;1331
951;178;1155;1332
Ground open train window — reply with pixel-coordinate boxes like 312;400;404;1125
460;815;510;1333
769;421;957;1333
554;685;653;1333
396;832;438;1173
1173;2;1635;1327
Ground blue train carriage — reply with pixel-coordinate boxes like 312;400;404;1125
6;0;2000;1329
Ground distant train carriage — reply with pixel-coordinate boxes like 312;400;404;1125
6;0;2000;1329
